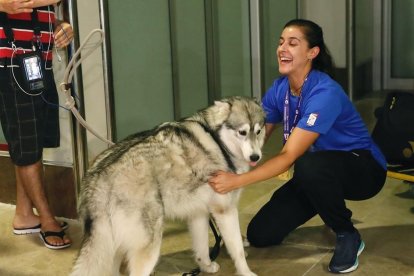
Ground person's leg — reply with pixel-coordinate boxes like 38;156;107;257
13;167;40;229
247;178;317;247
294;150;386;273
1;64;69;247
294;150;386;233
15;161;71;246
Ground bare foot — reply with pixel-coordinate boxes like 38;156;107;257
13;214;40;229
41;219;71;246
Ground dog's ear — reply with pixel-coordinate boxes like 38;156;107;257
214;100;229;108
214;100;231;114
209;100;231;126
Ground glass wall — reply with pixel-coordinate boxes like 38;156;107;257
108;0;174;140
213;0;252;98
382;0;414;90
354;0;375;99
107;0;298;140
0;0;298;145
261;0;297;91
170;0;209;119
390;0;414;79
108;0;257;140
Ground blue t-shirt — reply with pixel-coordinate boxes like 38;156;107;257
262;70;386;170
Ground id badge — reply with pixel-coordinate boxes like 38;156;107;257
17;51;47;94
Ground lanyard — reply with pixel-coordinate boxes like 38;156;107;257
283;74;310;143
1;9;42;50
283;89;302;143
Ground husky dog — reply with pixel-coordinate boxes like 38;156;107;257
71;96;265;276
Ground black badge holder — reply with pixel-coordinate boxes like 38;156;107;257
1;10;47;95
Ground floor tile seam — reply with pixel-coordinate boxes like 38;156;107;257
283;241;333;251
301;250;331;276
398;256;414;263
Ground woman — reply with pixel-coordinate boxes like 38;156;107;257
208;19;386;273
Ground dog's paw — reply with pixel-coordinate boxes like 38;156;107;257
199;261;220;273
242;236;250;248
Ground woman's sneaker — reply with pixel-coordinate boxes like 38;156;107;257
328;230;365;273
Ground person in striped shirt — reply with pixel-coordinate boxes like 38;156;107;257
0;0;73;249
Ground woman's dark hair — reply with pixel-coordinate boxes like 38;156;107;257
284;19;335;77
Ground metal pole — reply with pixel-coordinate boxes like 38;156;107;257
168;0;181;120
98;0;116;141
346;0;354;100
67;0;88;196
249;0;262;99
204;0;219;103
372;0;382;91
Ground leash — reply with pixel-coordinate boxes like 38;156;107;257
60;29;115;146
182;219;222;276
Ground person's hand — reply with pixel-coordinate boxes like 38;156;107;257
54;22;73;48
208;170;242;194
0;0;34;14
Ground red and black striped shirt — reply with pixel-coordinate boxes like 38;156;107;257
0;6;56;67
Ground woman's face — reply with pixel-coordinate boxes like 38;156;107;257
277;26;315;76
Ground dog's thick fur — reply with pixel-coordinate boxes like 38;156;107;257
71;96;265;276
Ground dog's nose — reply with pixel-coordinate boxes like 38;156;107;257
250;154;260;162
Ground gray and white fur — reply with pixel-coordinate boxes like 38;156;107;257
71;96;265;276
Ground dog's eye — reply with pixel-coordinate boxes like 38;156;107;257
238;130;247;136
256;129;261;135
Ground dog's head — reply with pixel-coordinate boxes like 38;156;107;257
209;96;266;167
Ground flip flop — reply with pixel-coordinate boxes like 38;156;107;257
13;221;69;235
39;230;71;250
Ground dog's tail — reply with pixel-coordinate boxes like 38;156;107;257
70;213;117;276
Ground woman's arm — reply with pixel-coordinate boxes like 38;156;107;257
208;127;319;193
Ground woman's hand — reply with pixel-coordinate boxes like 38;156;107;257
208;170;242;194
0;0;34;14
54;22;73;48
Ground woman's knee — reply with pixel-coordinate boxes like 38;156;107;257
294;152;335;192
246;217;285;247
294;153;321;178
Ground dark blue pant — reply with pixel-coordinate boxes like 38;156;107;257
246;150;386;247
